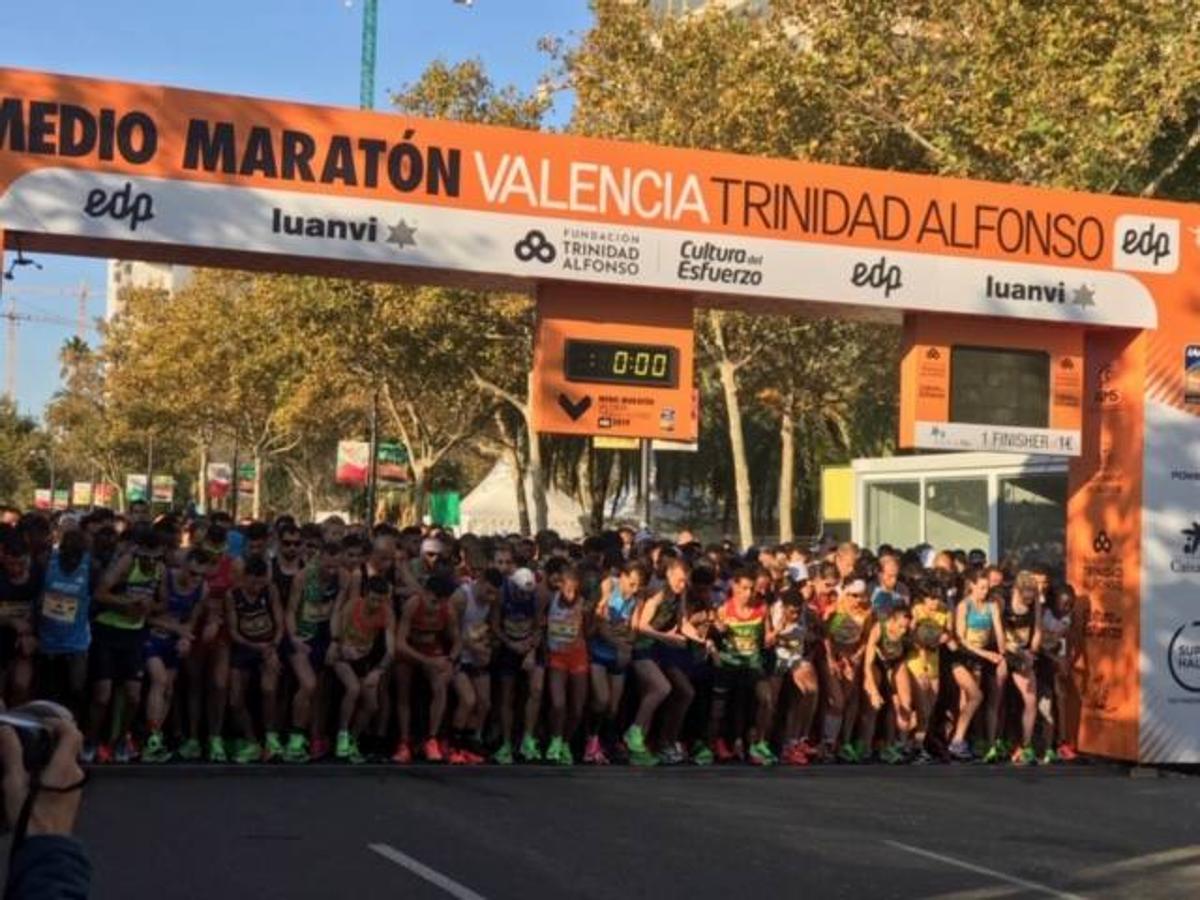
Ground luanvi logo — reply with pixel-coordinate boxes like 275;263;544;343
1113;215;1180;273
851;256;902;298
270;210;417;250
83;182;154;232
515;230;556;264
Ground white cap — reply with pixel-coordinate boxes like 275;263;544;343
843;579;867;596
920;546;938;569
420;538;443;556
787;562;810;583
510;568;536;592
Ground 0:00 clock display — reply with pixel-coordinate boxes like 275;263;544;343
563;339;679;388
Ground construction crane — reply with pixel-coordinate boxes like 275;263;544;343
2;294;94;400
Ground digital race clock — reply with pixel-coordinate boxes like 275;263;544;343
563;339;680;388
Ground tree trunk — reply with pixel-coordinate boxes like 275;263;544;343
778;404;795;543
197;442;209;514
588;445;612;533
525;373;549;534
410;461;430;526
714;323;754;548
251;449;264;520
497;412;531;536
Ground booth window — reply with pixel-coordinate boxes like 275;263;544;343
925;477;989;553
998;473;1067;573
865;481;921;550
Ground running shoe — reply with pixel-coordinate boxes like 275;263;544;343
114;733;137;764
545;736;564;764
691;742;714;766
1057;743;1079;762
879;742;906;765
283;733;310;764
234;740;263;765
177;738;202;762
335;732;364;765
781;743;809;766
95;743;114;765
623;724;649;756
629;745;660;767
659;743;686;766
583;735;606;765
1010;745;1037;767
947;739;973;762
310;737;331;762
837;741;864;764
423;737;445;763
80;742;97;765
797;739;819;762
448;749;469;766
493;742;514;766
547;737;574;766
391;740;413;765
207;736;227;764
982;742;1005;765
519;734;542;763
142;731;172;764
459;747;486;765
263;732;284;762
748;741;775;767
714;738;736;763
911;748;936;766
1041;748;1060;766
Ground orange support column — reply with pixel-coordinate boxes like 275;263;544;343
1066;329;1147;761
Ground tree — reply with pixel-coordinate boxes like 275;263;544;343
0;398;41;505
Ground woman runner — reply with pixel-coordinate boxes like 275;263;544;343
583;561;643;765
948;571;1008;762
1004;572;1043;766
544;566;589;765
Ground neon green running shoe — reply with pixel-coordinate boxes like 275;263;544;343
234;740;262;765
1041;748;1060;766
335;730;353;760
177;738;202;761
263;732;284;762
143;731;172;764
545;737;564;764
207;736;227;764
748;741;775;767
548;737;573;766
879;742;906;765
623;724;649;755
283;732;310;764
519;734;542;762
691;742;714;766
982;742;1004;764
493;742;514;766
838;741;863;764
630;746;660;767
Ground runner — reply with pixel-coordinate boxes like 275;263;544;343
35;527;91;721
1038;583;1078;763
583;560;643;765
0;526;41;708
905;580;953;764
948;571;1008;762
544;563;589;766
196;522;237;762
449;569;500;764
491;566;547;764
861;603;915;763
1004;571;1043;766
330;574;396;764
142;548;209;763
632;558;694;766
395;571;460;762
87;525;162;763
225;556;285;764
704;567;775;765
771;568;820;766
282;540;344;763
680;564;718;765
821;578;873;762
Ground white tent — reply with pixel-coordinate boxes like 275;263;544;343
459;458;588;537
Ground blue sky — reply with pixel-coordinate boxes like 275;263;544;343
2;0;592;417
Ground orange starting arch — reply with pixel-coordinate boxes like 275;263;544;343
1;67;1198;763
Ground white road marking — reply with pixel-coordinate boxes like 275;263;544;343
368;842;489;900
1075;844;1200;877
884;840;1088;900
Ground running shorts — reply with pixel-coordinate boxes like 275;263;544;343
90;623;144;683
143;631;183;670
231;642;275;671
494;644;544;676
712;664;763;695
547;642;589;676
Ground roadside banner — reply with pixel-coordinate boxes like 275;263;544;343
336;441;369;486
151;475;175;503
207;462;232;499
33;489;51;510
126;474;148;503
71;481;93;507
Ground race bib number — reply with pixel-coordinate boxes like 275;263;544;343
42;591;79;624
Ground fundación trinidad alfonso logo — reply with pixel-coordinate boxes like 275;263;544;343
515;230;556;264
1092;529;1114;554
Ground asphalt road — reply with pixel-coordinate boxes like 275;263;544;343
74;765;1200;900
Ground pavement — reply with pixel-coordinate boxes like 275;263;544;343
75;763;1200;900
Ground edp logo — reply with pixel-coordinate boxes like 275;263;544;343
1113;215;1179;274
84;181;155;233
851;256;903;298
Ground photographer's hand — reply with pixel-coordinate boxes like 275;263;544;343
1;719;85;837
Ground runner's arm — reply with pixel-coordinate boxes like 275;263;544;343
394;596;423;665
1030;598;1044;654
378;605;397;671
445;602;462;662
286;566;305;642
268;585;284;646
95;555;133;611
862;623;883;699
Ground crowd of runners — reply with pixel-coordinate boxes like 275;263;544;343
0;503;1081;767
